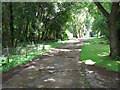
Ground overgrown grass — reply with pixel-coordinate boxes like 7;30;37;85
1;41;67;73
80;38;120;72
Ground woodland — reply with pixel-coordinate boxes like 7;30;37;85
1;1;120;73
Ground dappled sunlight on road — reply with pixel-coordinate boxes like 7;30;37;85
46;66;55;70
57;38;88;44
54;49;72;52
37;85;43;88
78;61;82;64
2;38;119;88
84;64;119;88
2;38;87;88
24;65;35;71
43;78;56;82
43;53;54;56
86;70;94;74
58;39;80;43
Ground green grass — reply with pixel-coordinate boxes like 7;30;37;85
80;38;120;72
1;41;67;73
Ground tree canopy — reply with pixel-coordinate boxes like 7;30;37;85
2;1;120;57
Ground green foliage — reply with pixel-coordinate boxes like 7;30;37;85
80;38;120;72
92;15;109;38
85;11;92;31
2;2;75;48
88;2;111;39
89;32;95;37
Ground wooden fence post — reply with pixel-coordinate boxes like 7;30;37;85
7;47;9;63
42;45;45;50
26;45;27;58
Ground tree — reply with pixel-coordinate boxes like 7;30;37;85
9;2;14;47
3;3;11;47
2;2;75;48
93;0;120;57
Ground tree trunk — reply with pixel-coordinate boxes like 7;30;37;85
29;32;32;43
4;3;11;47
41;30;45;41
15;24;22;47
73;25;78;38
9;2;14;47
44;29;49;40
31;21;35;42
41;23;47;40
78;26;81;38
107;19;119;56
37;29;41;42
81;30;83;38
25;17;29;41
108;2;120;56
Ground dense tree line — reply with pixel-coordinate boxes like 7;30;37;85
2;2;120;57
2;2;73;48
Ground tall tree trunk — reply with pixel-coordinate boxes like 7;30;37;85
44;29;50;40
109;2;120;56
9;2;14;47
25;17;29;41
41;30;45;41
41;23;47;40
37;7;44;42
41;29;49;41
81;30;83;38
15;24;22;47
78;26;81;38
4;3;11;47
107;18;119;56
37;29;41;42
47;29;53;40
73;25;78;38
32;21;35;42
29;32;32;44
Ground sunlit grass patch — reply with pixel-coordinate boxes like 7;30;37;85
80;38;120;72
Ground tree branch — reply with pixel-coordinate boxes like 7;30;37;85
93;0;110;20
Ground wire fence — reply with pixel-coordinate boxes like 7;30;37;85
1;44;48;63
1;40;67;71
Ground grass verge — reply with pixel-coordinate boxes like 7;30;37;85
80;38;120;72
1;41;67;73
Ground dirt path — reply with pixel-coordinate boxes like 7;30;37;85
84;64;120;88
2;38;120;88
2;39;88;88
